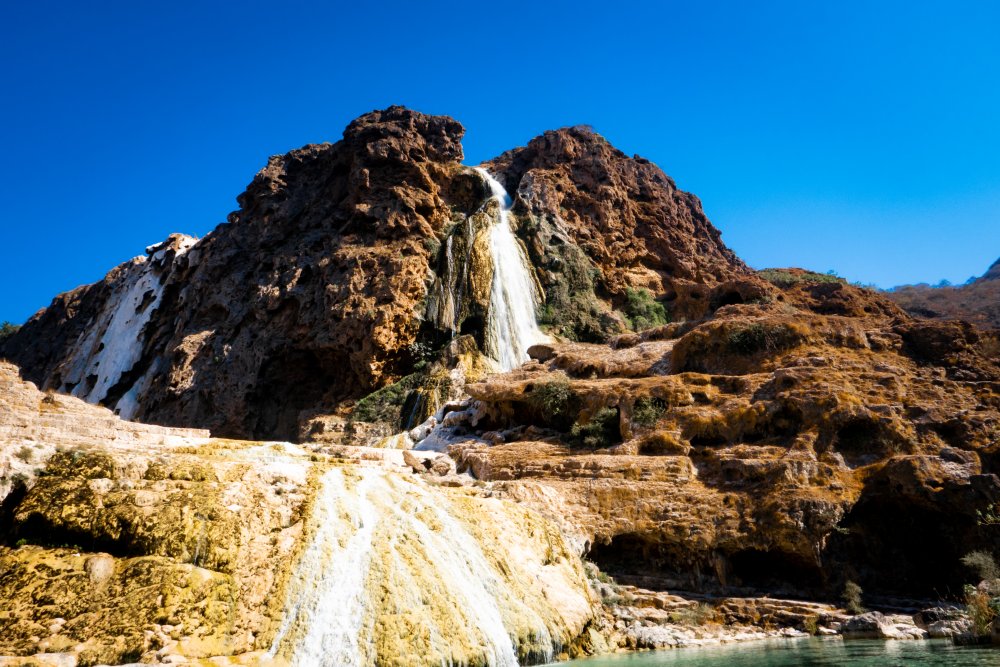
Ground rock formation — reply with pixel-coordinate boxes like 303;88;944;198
0;361;594;665
2;108;748;443
888;257;1000;330
3;107;1000;663
451;281;1000;600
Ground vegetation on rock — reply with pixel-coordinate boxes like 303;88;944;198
352;373;423;427
632;396;666;428
0;321;19;345
570;407;621;449
962;550;1000;582
527;377;574;419
842;581;865;615
726;321;804;356
622;288;669;331
963;584;1000;637
758;268;844;288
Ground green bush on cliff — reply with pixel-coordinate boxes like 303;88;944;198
0;321;19;344
570;407;620;449
964;584;1000;637
842;580;865;615
623;288;668;331
633;396;666;427
528;378;573;418
352;374;423;426
726;322;803;356
758;269;844;288
962;550;1000;582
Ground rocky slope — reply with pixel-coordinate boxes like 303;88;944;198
3;107;1000;662
450;282;1000;601
1;108;749;443
888;257;1000;330
0;361;594;665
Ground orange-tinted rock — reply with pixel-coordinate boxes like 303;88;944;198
457;296;1000;600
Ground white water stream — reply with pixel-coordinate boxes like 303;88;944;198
268;466;581;666
475;168;548;371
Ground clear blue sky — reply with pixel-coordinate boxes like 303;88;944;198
3;1;999;323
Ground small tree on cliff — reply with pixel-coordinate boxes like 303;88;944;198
0;321;19;345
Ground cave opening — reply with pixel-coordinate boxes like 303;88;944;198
245;347;342;441
587;534;825;598
825;497;977;600
726;548;822;595
12;511;137;558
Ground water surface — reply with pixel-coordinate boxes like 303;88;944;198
554;638;999;666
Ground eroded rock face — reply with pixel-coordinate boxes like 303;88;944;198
0;362;595;665
2;108;752;443
483;126;754;330
4;108;471;441
451;283;1000;601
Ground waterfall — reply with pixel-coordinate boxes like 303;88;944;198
475;168;548;371
268;465;593;666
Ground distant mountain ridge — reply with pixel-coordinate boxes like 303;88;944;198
887;257;1000;329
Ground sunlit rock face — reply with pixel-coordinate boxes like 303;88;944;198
1;108;749;443
0;361;594;665
269;467;592;667
4;105;1000;666
451;289;1000;601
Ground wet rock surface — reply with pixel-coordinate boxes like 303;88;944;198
0;363;594;665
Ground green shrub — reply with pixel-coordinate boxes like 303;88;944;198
964;584;1000;637
570;407;620;448
842;580;865;615
726;322;802;356
977;502;1000;526
962;550;1000;582
528;378;573;418
0;321;20;345
423;236;442;257
633;396;666;427
758;269;845;288
352;374;423;427
802;615;819;635
669;603;716;626
623;288;669;331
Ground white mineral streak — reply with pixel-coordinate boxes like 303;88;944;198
51;235;197;413
270;466;593;666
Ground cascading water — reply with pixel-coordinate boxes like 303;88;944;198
268;465;593;666
475;167;549;371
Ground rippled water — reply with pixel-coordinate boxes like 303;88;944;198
553;638;999;666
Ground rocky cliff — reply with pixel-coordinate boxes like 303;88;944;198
888;257;1000;330
3;107;1000;663
1;108;749;442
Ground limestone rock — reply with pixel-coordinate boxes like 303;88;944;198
0;362;595;665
